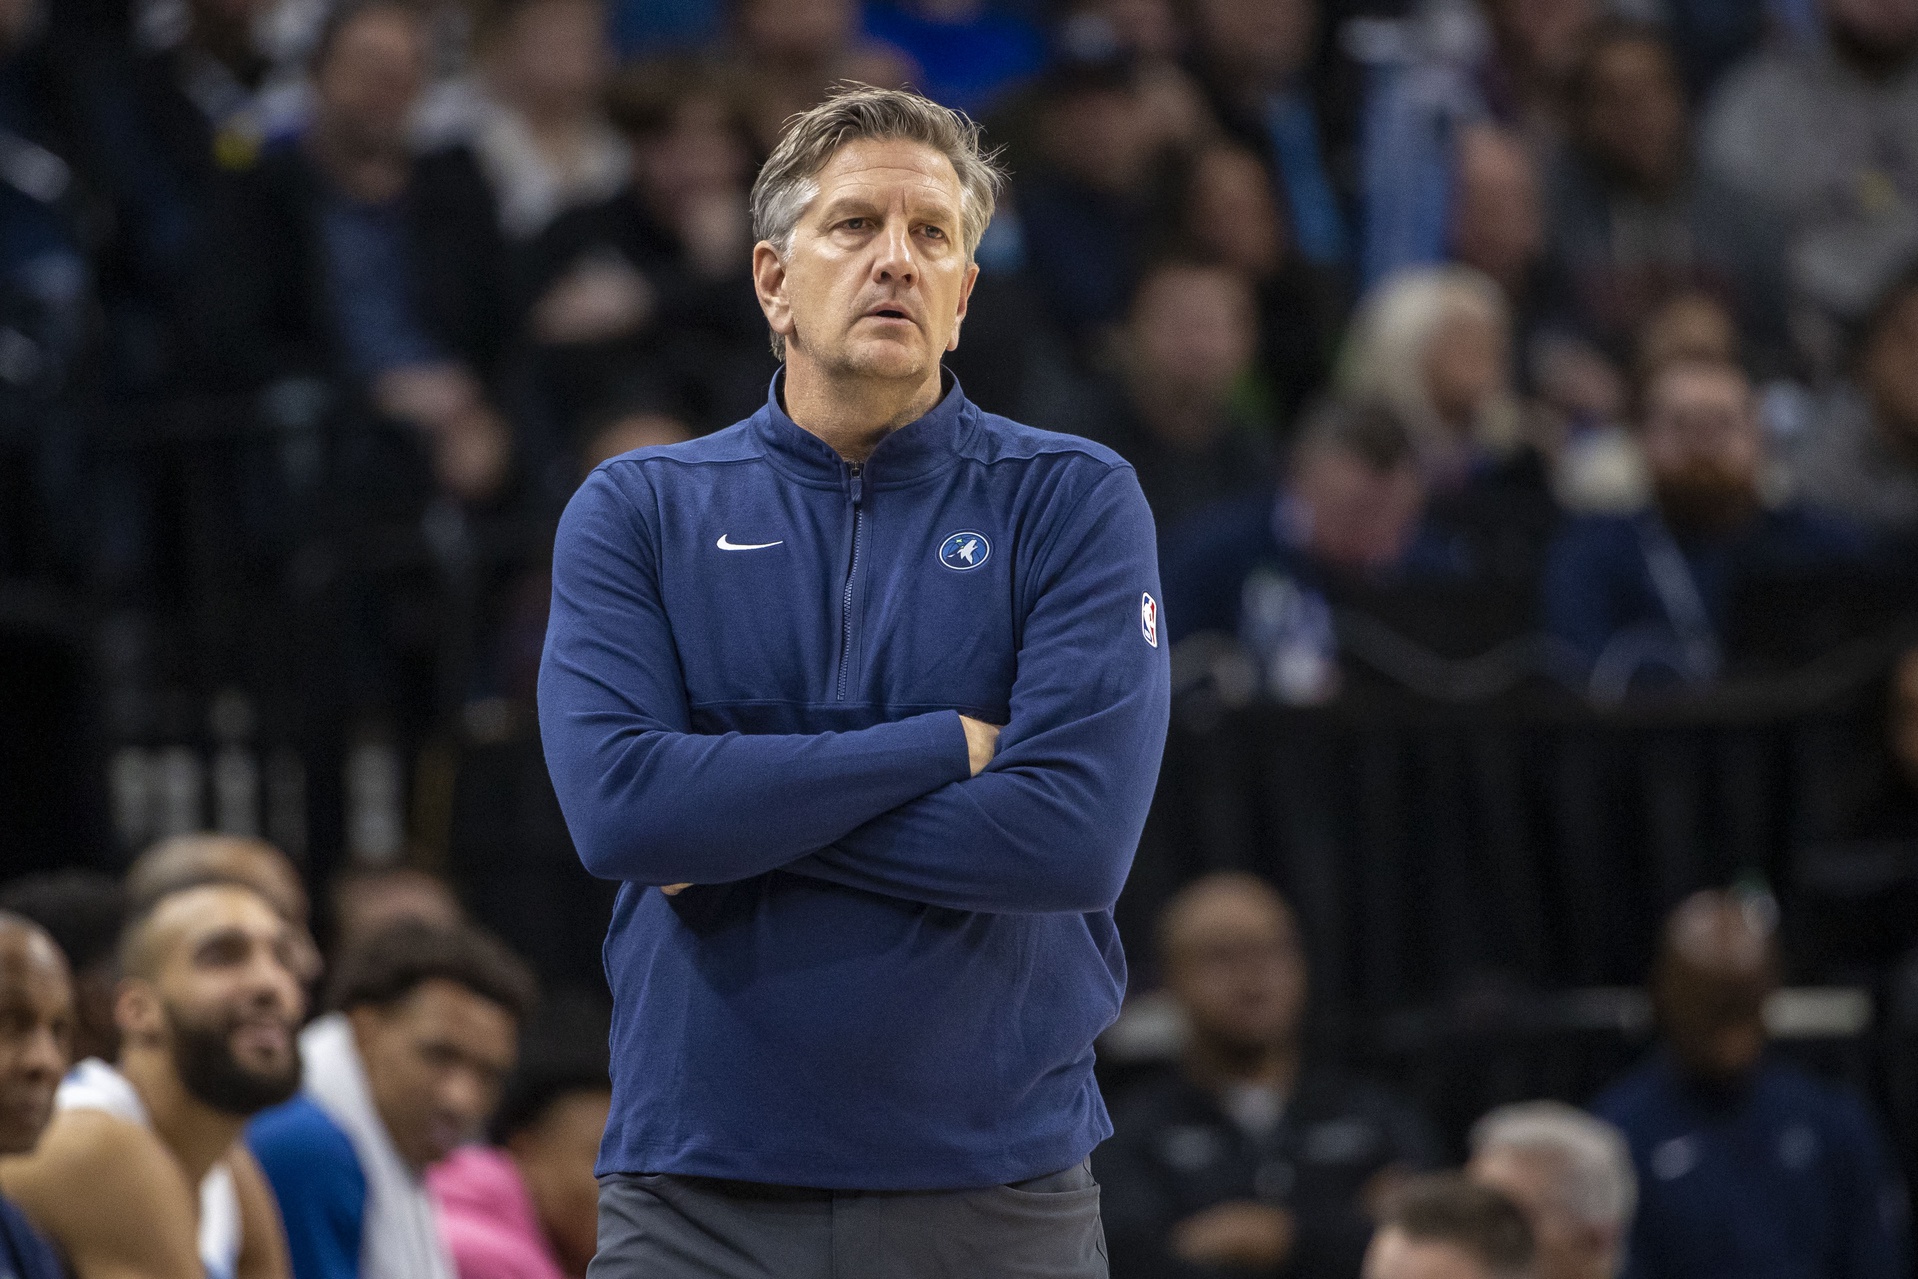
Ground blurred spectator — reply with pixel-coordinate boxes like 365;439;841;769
1054;258;1277;527
126;832;319;980
1468;1102;1635;1279
1792;265;1918;537
0;912;70;1279
515;59;772;457
250;920;535;1279
328;865;464;962
459;0;627;243
1056;0;1212;149
1359;0;1596;282
428;996;611;1279
1095;873;1441;1278
730;0;916;153
1362;1174;1535;1279
1592;889;1909;1279
4;883;305;1279
65;0;303;389
1163;140;1336;418
194;0;515;503
1544;24;1789;376
1161;400;1469;701
1701;0;1918;375
1187;0;1356;272
861;0;1045;115
1338;265;1560;583
1449;125;1547;325
0;871;125;1064
1014;53;1169;348
1541;357;1867;697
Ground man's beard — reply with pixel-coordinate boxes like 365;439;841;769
166;1003;302;1116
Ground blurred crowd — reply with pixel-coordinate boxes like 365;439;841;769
0;0;1914;719
0;842;1908;1279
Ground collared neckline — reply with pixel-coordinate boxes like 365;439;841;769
753;369;973;488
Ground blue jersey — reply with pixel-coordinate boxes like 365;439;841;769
539;375;1172;1190
247;1095;366;1279
0;1193;61;1279
1594;1054;1908;1279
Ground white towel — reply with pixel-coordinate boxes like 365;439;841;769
299;1014;456;1279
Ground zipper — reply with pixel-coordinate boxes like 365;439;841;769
837;462;865;700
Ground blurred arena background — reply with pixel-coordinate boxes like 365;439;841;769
1;0;1917;1272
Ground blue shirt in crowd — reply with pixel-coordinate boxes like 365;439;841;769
1594;1053;1908;1279
248;1095;367;1279
0;1194;60;1279
539;375;1172;1190
318;193;445;381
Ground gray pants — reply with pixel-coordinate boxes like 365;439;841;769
588;1161;1108;1278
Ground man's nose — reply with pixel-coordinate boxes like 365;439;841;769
872;219;916;284
20;1023;66;1079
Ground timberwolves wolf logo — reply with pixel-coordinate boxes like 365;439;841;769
939;531;991;571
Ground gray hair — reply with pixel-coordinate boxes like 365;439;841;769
1471;1101;1638;1231
749;84;1005;359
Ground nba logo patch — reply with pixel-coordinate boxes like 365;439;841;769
1141;593;1159;648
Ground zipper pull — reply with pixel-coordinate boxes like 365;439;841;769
849;462;864;506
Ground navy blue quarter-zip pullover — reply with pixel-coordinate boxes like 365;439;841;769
539;375;1172;1190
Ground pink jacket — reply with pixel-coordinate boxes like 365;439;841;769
427;1147;568;1279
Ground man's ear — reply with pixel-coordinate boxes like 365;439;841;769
753;242;795;345
947;261;981;352
115;978;161;1044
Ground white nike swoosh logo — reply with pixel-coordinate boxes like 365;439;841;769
716;535;784;551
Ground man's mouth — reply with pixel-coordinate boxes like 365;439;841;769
231;1017;292;1058
865;306;913;323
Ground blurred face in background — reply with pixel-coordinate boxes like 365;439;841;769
1449;126;1543;293
315;6;428;156
1863;286;1918;448
1423;301;1511;435
1364;1228;1499;1279
1486;0;1596;89
1190;0;1316;86
1578;36;1687;194
1655;893;1775;1083
509;1088;612;1275
1127;264;1258;429
121;887;305;1116
1639;361;1762;532
1040;82;1157;194
0;924;70;1154
490;0;612;123
351;979;517;1171
739;0;855;62
1293;443;1427;570
1186;144;1289;279
1163;879;1309;1056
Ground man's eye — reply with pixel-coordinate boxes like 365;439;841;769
922;226;946;240
843;218;868;231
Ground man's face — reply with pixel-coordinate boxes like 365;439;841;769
315;9;427;152
740;0;853;61
497;0;611;120
0;928;71;1154
125;887;306;1116
1294;448;1427;572
1165;890;1308;1053
1580;40;1686;190
1470;1146;1605;1279
1128;266;1257;427
1489;0;1596;82
754;138;978;386
1864;290;1918;445
1188;146;1287;277
1364;1228;1498;1279
352;979;517;1171
1450;128;1543;286
1640;364;1762;529
1040;87;1155;194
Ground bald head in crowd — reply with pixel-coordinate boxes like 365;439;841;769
1469;1102;1635;1279
0;914;71;1156
1653;889;1778;1083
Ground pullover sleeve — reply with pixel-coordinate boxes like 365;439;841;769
538;464;974;885
781;467;1172;913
